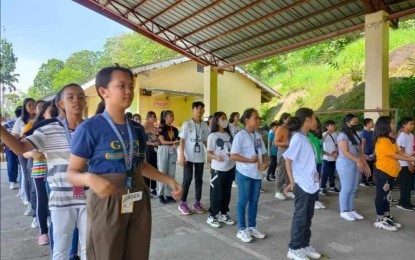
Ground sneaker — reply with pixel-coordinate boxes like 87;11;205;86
31;218;39;229
269;175;276;181
396;204;414;212
374;219;398;231
359;183;367;187
287;248;310;260
264;176;271;182
248;227;266;239
315;201;326;209
38;234;49;245
22;200;30;206
319;189;328;196
219;214;235;225
9;182;18;190
178;202;192;215
384;216;402;229
329;187;340;193
158;196;167;205
285;192;295;199
340;212;355;221
350;210;364;220
314;202;321;210
368;182;375;187
24;205;32;216
236;229;252;243
165;196;176;203
193;202;206;214
260;187;267;193
302;246;321;259
232;181;238;188
275;192;287;200
150;189;158;197
206;216;221;228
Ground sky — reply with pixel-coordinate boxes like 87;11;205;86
1;0;132;93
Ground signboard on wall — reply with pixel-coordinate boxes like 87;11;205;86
154;100;169;107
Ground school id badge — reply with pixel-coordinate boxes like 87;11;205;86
194;143;201;153
121;191;143;214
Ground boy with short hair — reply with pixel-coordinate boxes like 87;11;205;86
320;120;340;196
178;102;209;215
266;122;279;181
360;118;375;187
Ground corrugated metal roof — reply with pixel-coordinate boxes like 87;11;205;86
72;0;415;69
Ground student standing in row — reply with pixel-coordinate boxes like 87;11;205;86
360;118;375;187
337;114;370;221
229;112;241;137
265;122;279;182
284;108;322;260
231;108;268;243
320;120;340;196
274;113;291;200
206;112;236;228
178;102;209;215
158;110;180;205
144;111;159;197
373;116;415;231
396;117;415;211
67;66;182;260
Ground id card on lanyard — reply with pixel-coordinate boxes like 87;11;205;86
63;119;85;198
102;111;142;214
245;129;263;164
193;120;202;153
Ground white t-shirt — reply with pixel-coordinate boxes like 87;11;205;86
397;132;414;167
229;124;242;137
231;130;266;179
283;132;319;194
11;117;26;136
179;119;209;163
207;132;235;171
322;131;338;161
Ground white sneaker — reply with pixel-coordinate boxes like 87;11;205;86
31;218;39;229
22;200;30;206
236;229;252;243
315;201;326;209
350;210;364;220
373;219;398;232
275;192;287;200
232;181;238;188
302;246;321;259
340;212;355;221
248;227;266;239
24;205;32;216
314;202;321;210
9;182;18;190
285;192;295;199
218;214;235;225
287;248;310;260
206;216;221;228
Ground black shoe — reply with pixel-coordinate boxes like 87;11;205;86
329;187;340;193
166;196;176;203
269;175;276;181
319;189;328;196
158;196;167;205
368;182;375;187
396;204;414;211
70;256;81;260
150;189;158;197
264;176;271;182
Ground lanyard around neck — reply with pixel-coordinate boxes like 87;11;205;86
193;119;201;139
244;129;258;154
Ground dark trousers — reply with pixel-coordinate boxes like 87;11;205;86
181;162;204;202
266;155;277;178
315;163;322;201
374;169;392;216
144;147;157;190
289;184;317;250
321;160;336;189
399;167;413;207
33;177;49;235
5;147;18;183
208;168;235;217
361;160;374;184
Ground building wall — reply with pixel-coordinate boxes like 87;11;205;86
86;95;101;118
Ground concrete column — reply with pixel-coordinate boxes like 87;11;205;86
364;10;390;121
131;75;140;114
203;66;218;117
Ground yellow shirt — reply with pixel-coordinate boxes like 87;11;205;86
22;122;33;135
375;137;401;177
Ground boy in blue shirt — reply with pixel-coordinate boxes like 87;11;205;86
266;122;279;181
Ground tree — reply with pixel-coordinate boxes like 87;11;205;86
2;92;24;117
52;68;86;92
0;39;19;92
28;59;64;98
64;50;101;82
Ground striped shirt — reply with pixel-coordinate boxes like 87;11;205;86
25;121;87;211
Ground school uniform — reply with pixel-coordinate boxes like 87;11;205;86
283;132;319;250
71;115;151;260
157;124;179;197
179;119;209;203
229;124;242;137
321;132;338;189
207;132;236;217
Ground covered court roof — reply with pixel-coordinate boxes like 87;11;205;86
73;0;415;69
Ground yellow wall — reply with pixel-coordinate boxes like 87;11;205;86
86;96;102;118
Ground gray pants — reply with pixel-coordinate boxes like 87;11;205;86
157;146;177;197
275;152;289;193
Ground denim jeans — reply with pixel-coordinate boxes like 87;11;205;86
236;170;261;230
321;160;336;189
337;161;359;212
5;147;18;183
289;184;317;250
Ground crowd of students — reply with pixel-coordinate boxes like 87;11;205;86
1;64;415;260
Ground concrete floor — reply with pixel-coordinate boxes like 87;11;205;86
1;162;414;260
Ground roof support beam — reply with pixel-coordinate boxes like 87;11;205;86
124;0;149;17
216;7;415;70
147;0;187;21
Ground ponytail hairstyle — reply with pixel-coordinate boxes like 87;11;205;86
341;114;361;145
229;112;240;124
22;97;35;124
160;110;173;126
239;108;257;126
95;64;134;104
95;101;105;115
278;112;291;125
287;107;314;132
374;116;395;144
58;83;84;114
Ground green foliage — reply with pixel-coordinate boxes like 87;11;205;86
0;39;19;92
2;91;24;117
28;59;64;99
52;68;87;92
64;50;101;81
